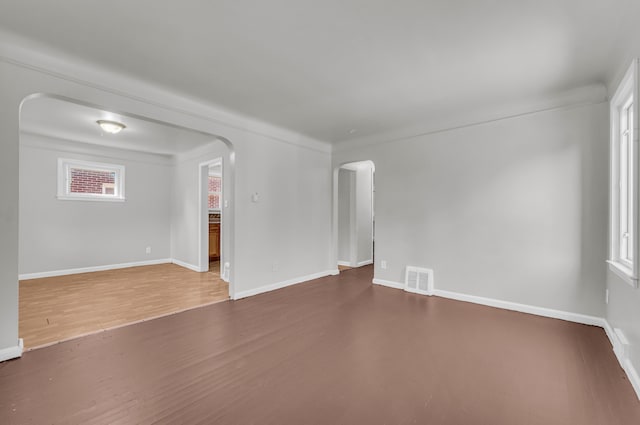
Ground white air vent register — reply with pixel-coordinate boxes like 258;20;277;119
404;266;434;296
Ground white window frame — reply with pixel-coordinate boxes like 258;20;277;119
57;158;126;202
608;59;639;288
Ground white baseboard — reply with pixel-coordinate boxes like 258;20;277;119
371;277;603;326
372;278;404;290
625;359;640;401
338;260;373;268
233;270;336;300
18;258;208;280
19;259;172;280
171;258;203;272
329;269;340;276
602;321;622;362
602;321;629;366
0;338;23;362
432;289;605;327
370;276;640;400
602;320;640;401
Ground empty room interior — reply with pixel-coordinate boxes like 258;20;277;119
1;1;640;424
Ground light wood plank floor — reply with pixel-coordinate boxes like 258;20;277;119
19;262;228;349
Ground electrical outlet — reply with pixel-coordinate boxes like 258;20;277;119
145;246;151;255
381;260;387;269
605;289;609;304
272;261;279;272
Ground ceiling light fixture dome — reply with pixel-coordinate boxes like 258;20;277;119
97;120;126;134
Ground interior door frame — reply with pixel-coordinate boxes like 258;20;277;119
198;157;225;278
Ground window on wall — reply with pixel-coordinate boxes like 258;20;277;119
57;158;125;201
208;174;221;210
609;59;639;288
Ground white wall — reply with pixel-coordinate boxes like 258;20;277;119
335;102;609;317
337;168;354;264
233;131;333;295
19;134;173;275
355;165;373;265
171;142;229;270
18;132;231;278
0;62;21;354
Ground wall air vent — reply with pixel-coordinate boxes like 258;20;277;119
404;266;434;296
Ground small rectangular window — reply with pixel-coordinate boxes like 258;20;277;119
608;59;639;288
57;159;125;201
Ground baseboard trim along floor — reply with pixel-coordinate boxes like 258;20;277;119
0;338;23;362
19;259;173;280
18;258;213;280
234;269;339;300
372;277;640;401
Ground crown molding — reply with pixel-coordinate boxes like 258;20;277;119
334;83;607;153
20;131;174;166
173;142;228;164
0;30;332;155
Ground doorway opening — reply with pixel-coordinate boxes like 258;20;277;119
198;158;228;281
336;161;375;272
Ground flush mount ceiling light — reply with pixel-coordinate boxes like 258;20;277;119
97;120;126;134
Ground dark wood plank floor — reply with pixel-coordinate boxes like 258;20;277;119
1;265;639;424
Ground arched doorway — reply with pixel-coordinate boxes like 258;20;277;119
16;94;237;349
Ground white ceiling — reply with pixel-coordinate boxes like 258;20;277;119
20;97;217;156
3;0;639;144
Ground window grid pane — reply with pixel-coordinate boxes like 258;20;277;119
208;194;220;209
620;136;628;260
208;175;222;209
208;175;221;193
627;102;634;262
69;168;117;196
619;98;634;264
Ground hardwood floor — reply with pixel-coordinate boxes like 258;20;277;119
19;262;228;349
2;265;639;424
